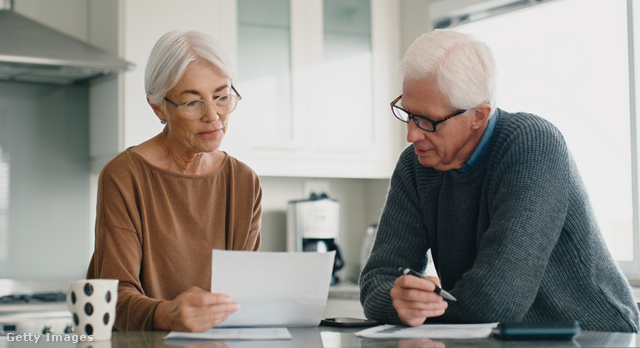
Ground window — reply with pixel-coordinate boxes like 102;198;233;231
453;0;640;275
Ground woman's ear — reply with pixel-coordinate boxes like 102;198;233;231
148;96;167;123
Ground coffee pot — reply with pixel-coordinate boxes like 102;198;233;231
287;193;344;284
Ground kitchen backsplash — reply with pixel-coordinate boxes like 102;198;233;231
0;81;91;279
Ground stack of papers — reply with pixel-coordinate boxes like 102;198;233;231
356;323;499;339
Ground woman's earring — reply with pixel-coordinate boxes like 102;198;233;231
161;119;167;125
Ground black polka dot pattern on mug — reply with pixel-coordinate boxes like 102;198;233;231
84;283;93;296
68;281;117;338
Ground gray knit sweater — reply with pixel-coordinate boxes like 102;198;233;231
359;109;639;332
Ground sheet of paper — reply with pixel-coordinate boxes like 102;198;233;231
211;250;335;327
164;327;291;341
356;323;499;339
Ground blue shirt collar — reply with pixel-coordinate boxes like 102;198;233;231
455;108;499;173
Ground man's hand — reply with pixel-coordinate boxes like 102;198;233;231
153;286;239;332
390;275;448;326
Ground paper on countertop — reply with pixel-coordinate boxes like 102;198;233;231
164;327;291;341
356;323;499;339
211;250;335;327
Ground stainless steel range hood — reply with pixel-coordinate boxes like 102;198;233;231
0;3;133;85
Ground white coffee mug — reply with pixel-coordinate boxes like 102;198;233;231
66;279;118;341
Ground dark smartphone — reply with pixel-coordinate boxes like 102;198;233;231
320;317;379;328
492;321;581;340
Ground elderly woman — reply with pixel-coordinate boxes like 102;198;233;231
87;30;261;332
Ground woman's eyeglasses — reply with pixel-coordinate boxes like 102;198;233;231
164;86;242;119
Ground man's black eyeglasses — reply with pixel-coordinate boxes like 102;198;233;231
390;95;466;132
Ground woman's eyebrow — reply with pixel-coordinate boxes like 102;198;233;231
214;84;230;93
179;89;200;97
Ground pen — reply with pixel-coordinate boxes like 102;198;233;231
399;267;458;301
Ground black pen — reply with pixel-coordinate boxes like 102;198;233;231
399;267;457;301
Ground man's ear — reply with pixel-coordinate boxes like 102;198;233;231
148;96;167;122
471;104;492;130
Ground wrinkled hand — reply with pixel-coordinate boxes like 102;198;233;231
154;286;239;332
390;275;448;326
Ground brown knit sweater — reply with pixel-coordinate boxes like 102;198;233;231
87;148;262;331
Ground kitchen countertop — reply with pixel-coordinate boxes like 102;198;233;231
0;326;637;347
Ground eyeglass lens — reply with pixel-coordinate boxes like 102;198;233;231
392;105;437;132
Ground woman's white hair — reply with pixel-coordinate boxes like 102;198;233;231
145;30;236;106
400;29;497;111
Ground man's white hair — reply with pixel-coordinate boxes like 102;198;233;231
400;29;497;111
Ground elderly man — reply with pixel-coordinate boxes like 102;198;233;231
359;29;639;332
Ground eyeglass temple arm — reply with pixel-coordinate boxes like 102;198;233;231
231;85;242;99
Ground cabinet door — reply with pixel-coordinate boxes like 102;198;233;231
225;0;298;153
314;0;374;152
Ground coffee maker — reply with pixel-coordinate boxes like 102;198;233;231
287;193;344;284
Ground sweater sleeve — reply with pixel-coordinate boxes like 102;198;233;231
359;146;432;324
86;160;160;331
87;227;161;331
432;117;572;323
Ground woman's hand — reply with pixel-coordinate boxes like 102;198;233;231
390;275;448;326
153;286;239;332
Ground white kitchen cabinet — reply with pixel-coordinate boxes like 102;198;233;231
91;0;403;179
223;0;404;178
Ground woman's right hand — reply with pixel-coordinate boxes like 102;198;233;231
153;286;239;332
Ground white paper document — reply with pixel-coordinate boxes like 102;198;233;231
164;327;291;341
356;323;499;339
211;250;335;327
